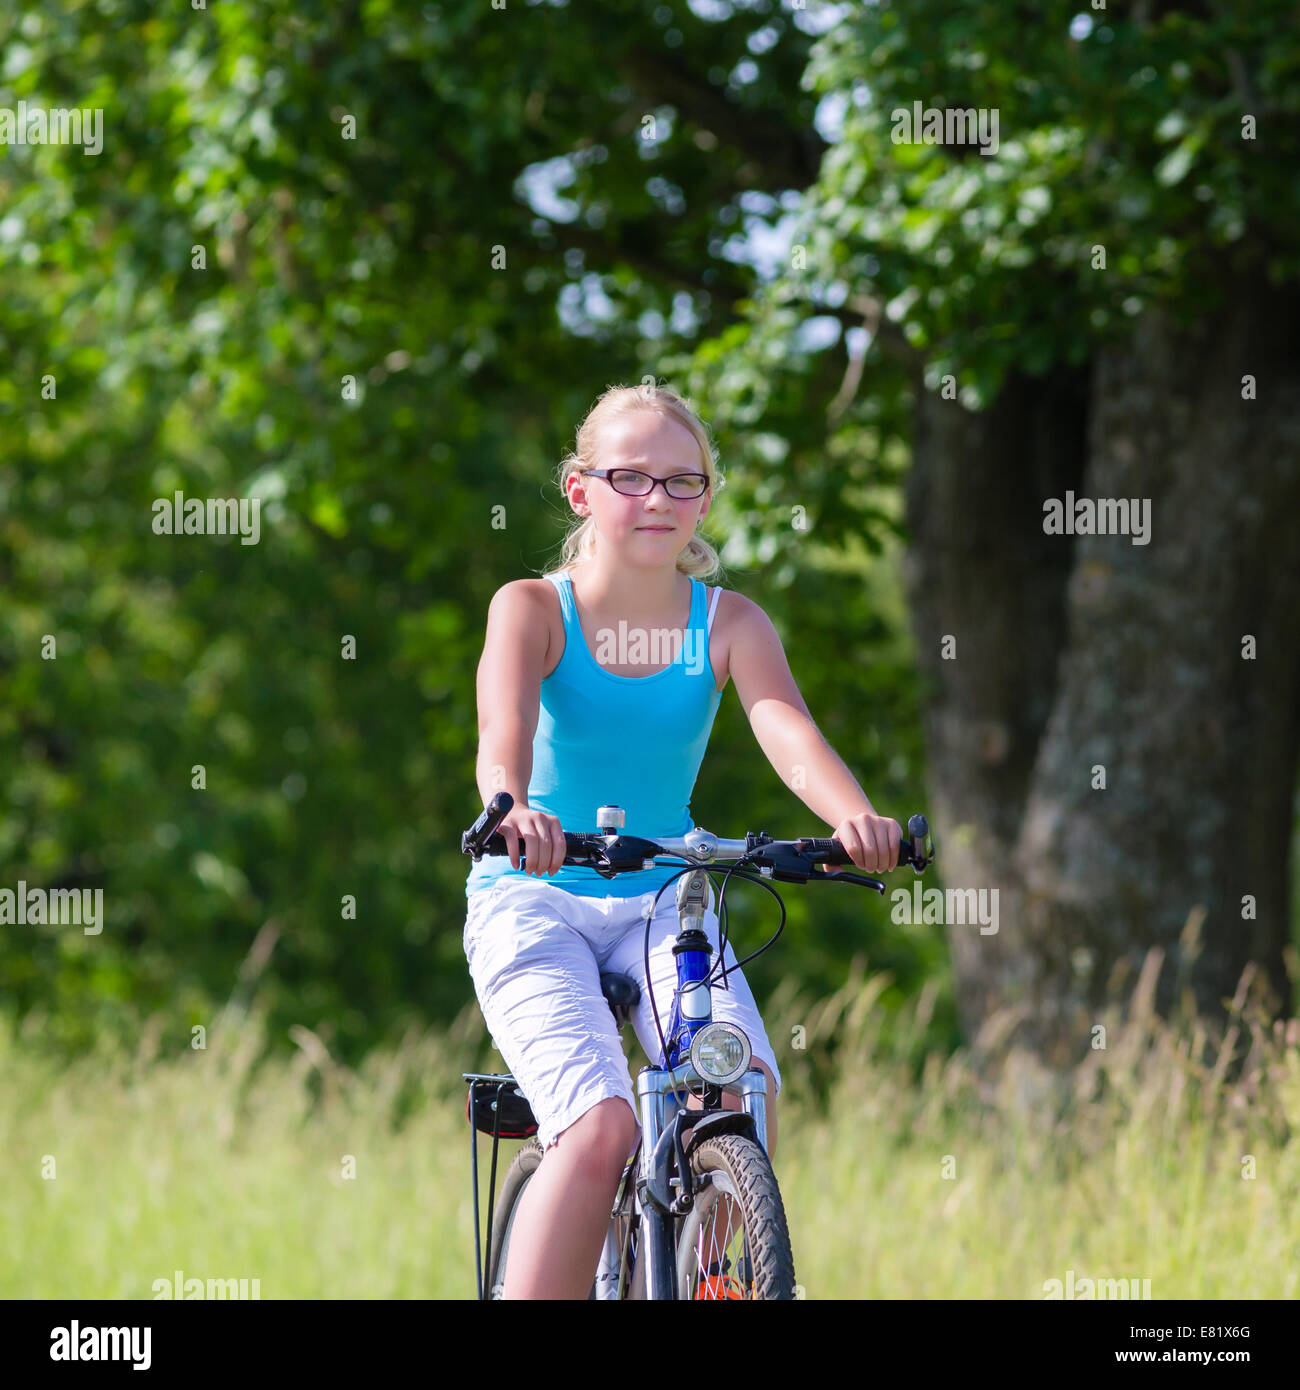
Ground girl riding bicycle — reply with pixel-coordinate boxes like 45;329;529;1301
464;382;902;1298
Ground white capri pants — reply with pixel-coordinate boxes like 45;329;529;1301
462;875;783;1154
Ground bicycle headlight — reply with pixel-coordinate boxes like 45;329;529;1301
690;1022;752;1086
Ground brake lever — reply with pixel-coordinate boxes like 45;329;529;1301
809;869;887;894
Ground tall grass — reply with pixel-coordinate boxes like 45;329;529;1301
771;943;1300;1299
5;942;1298;1299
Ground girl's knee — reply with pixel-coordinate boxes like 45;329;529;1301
552;1096;638;1172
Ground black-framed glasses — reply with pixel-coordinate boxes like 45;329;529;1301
588;468;709;500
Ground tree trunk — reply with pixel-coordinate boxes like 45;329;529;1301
905;275;1300;1065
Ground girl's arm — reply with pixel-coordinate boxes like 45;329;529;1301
473;581;567;875
726;594;901;873
474;581;546;808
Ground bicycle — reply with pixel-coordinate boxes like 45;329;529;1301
460;791;935;1299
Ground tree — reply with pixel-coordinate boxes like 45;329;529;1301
0;0;940;1062
684;0;1300;1061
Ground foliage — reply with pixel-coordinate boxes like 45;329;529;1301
0;1;942;1064
727;0;1300;414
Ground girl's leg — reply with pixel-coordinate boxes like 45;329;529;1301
501;1097;639;1299
464;881;643;1300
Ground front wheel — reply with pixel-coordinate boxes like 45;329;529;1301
674;1133;797;1299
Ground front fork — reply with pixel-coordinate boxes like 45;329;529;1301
620;869;770;1299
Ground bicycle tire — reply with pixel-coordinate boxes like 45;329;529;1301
486;1138;543;1299
674;1133;797;1300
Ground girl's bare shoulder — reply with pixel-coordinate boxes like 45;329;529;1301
512;575;565;676
483;576;563;663
488;575;560;621
707;585;765;692
709;585;764;632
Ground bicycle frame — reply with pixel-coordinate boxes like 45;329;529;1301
594;865;771;1300
601;1062;769;1299
460;792;933;1300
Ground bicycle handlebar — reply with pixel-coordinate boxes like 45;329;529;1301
461;792;934;888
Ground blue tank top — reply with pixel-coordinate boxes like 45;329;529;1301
466;568;724;899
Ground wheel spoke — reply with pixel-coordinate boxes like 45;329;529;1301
688;1178;747;1298
677;1138;793;1300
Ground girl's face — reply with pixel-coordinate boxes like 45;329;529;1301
566;411;712;561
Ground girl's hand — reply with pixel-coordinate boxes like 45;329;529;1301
822;811;901;874
500;806;567;877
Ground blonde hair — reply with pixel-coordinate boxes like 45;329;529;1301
545;383;725;581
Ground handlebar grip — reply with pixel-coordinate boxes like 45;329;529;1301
462;792;514;858
806;817;932;870
481;829;587;862
803;836;854;865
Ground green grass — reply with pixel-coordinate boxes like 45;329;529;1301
5;956;1299;1300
